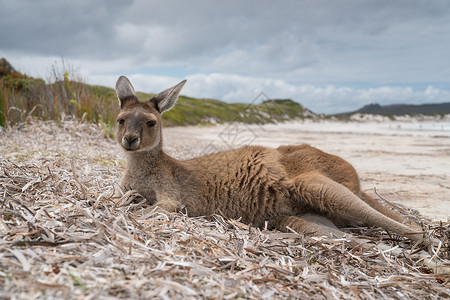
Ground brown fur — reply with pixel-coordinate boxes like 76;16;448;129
114;76;424;242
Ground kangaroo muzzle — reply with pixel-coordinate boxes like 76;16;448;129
122;134;140;150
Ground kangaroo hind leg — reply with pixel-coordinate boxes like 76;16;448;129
359;191;407;224
288;172;423;242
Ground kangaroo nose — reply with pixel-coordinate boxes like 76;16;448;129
125;135;138;144
122;135;140;150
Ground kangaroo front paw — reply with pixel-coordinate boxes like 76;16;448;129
154;199;181;212
139;199;181;217
120;182;133;193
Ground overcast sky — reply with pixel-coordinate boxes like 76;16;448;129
1;0;450;114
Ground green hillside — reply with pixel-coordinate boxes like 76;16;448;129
162;97;312;126
0;58;314;132
338;102;450;116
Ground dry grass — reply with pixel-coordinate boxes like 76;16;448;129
0;120;449;299
0;61;117;132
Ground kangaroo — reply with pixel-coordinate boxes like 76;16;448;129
114;76;425;242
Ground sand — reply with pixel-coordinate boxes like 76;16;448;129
162;120;450;221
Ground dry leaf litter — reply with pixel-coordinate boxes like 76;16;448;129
0;119;449;299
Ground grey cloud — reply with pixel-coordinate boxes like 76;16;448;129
0;0;130;58
1;0;450;113
2;0;450;74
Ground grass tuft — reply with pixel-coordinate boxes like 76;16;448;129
0;58;316;132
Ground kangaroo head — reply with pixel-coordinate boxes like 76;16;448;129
115;76;186;152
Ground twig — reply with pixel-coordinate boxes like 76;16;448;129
71;158;87;199
374;187;409;215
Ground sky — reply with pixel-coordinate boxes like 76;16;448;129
1;0;450;114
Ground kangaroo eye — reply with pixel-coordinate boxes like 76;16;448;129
146;120;156;127
117;118;125;125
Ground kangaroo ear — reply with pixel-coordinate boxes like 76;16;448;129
115;76;138;108
150;80;186;113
